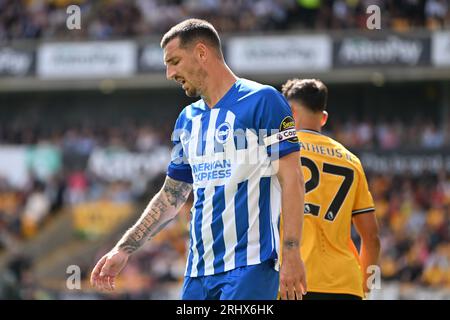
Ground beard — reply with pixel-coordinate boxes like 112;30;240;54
183;83;201;98
180;66;206;97
184;84;200;97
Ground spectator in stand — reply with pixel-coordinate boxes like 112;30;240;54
425;0;449;28
1;0;449;41
21;181;51;238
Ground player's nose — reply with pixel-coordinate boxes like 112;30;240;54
166;66;176;80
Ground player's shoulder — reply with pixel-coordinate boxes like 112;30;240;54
237;78;282;101
176;100;206;124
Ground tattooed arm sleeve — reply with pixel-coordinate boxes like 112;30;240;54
115;176;192;255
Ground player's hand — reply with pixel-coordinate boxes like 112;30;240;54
279;252;307;300
90;248;130;291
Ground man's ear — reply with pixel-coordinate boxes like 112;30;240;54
321;111;328;127
194;42;208;62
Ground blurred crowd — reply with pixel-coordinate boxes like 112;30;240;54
326;117;450;150
0;0;449;42
0;117;449;299
364;172;450;288
0;120;170;149
1;117;448;150
0;121;174;299
0;122;169;248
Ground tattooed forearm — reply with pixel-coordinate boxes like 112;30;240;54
163;177;193;208
116;177;192;255
117;197;167;254
148;217;175;239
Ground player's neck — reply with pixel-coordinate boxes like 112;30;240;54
295;108;325;134
298;122;322;133
202;64;238;108
300;127;322;133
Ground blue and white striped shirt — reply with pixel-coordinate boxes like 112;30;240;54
167;78;300;277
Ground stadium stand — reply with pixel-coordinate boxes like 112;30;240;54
0;0;449;42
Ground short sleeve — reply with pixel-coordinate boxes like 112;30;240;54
256;87;300;160
167;113;193;184
352;164;375;216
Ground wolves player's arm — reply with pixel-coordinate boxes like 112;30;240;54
352;211;380;294
276;151;307;300
90;176;192;291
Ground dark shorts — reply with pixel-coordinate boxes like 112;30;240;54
303;292;363;300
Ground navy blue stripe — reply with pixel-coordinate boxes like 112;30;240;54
234;180;249;267
259;177;273;260
194;188;205;276
167;166;193;184
211;185;226;274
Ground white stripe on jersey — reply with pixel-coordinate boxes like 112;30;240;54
188;207;200;277
246;128;259;165
247;172;261;265
246;128;261;265
221;111;237;271
189;115;202;159
270;177;281;271
201;186;215;275
222;182;237;271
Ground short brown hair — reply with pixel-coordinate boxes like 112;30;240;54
160;19;223;58
282;79;328;113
